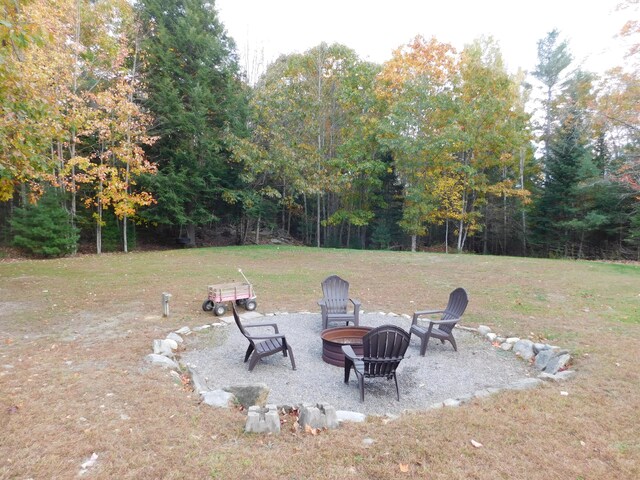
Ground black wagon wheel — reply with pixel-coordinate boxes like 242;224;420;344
202;300;214;312
244;299;257;311
213;304;227;316
236;299;246;307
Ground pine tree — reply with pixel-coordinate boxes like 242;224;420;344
531;72;593;256
137;0;248;244
11;190;79;257
533;29;573;168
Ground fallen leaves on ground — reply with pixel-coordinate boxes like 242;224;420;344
304;424;319;435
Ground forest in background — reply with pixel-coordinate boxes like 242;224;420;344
1;0;639;259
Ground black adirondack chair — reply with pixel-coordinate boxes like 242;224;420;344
318;275;361;330
410;287;468;355
342;324;410;402
232;305;296;371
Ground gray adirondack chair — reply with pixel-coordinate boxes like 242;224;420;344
342;324;411;402
318;275;361;330
410;287;468;355
232;305;296;371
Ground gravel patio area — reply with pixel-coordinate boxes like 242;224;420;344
182;312;534;416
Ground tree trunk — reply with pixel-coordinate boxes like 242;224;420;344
520;147;527;256
316;45;323;249
316;193;321;247
123;40;138;254
457;155;468;253
503;166;508;255
322;195;328;244
19;183;27;207
96;199;102;255
255;214;261;244
56;141;64;197
457;216;464;252
186;224;196;246
578;231;584;259
69;0;80;254
123;214;128;253
346;222;351;248
303;193;309;244
483;208;489;255
445;219;449;254
411;234;417;252
281;181;286;230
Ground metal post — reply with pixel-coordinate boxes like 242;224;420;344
162;292;172;317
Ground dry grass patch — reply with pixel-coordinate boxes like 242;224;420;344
1;246;639;479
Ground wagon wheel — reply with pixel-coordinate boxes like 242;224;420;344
202;300;214;312
235;299;246;307
214;304;227;316
244;299;257;311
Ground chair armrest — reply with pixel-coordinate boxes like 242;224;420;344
349;298;361;307
244;323;279;334
412;309;443;322
318;299;326;306
246;333;286;341
341;344;361;362
427;317;460;326
413;309;445;317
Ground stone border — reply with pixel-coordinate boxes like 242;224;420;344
144;312;575;433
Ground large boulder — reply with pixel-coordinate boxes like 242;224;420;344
544;353;571;375
534;348;570;372
224;383;270;408
201;390;235;408
166;332;184;344
144;353;179;370
187;366;209;394
336;410;366;423
153;339;176;357
477;325;492;336
513;339;535;361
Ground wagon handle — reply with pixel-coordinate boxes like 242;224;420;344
238;268;251;285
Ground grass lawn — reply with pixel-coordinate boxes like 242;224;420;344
1;245;639;479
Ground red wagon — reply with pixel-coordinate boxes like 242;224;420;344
202;270;257;316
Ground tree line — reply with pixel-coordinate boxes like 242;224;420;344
1;0;639;259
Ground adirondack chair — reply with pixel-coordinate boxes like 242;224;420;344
318;275;361;330
342;324;410;402
410;287;468;355
232;305;296;371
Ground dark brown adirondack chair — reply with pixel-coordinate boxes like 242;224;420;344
410;287;468;355
318;275;361;330
232;305;296;371
342;325;410;402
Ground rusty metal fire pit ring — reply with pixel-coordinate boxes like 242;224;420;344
321;326;373;367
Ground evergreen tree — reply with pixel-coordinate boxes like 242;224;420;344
10;190;79;257
137;0;248;244
530;71;593;256
533;29;573;168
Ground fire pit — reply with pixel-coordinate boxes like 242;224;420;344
321;326;373;367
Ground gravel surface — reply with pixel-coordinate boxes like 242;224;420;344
182;312;534;416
